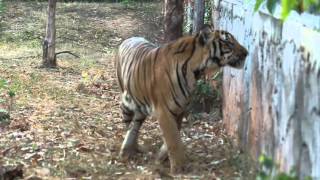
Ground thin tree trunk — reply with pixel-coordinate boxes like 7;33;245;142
211;0;221;28
42;0;57;68
186;0;194;34
164;0;184;42
193;0;205;33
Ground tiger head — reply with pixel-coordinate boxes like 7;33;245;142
195;25;248;74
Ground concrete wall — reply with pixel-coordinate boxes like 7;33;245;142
212;0;320;178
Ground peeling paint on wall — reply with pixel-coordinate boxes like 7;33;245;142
213;1;320;178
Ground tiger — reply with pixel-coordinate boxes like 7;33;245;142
115;25;248;174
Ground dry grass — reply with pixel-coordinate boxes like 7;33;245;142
0;1;254;179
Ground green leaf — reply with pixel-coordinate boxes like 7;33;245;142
256;172;268;180
277;172;297;180
259;154;274;169
281;0;297;20
0;109;10;122
0;79;8;89
254;0;264;12
8;90;15;97
267;0;277;14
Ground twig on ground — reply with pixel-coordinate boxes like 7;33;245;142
56;36;111;53
55;51;80;58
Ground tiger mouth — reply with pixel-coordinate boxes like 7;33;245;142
228;59;245;69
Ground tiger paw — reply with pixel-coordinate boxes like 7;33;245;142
170;162;191;175
169;153;189;174
119;145;144;161
170;164;189;174
156;143;169;163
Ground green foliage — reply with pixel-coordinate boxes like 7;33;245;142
0;79;10;122
183;0;213;34
121;0;131;7
0;78;16;123
254;0;265;11
0;0;4;14
0;79;8;89
189;71;222;114
266;0;277;13
204;0;212;24
195;79;213;96
256;154;309;180
253;0;320;20
194;71;222;100
0;108;10;123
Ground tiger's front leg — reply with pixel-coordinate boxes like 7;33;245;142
157;114;184;163
157;109;186;174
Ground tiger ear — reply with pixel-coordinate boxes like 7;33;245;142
198;24;214;46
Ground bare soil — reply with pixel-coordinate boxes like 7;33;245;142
0;1;254;179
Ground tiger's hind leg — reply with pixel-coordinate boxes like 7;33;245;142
120;103;134;129
119;103;146;160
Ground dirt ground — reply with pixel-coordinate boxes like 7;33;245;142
0;1;254;179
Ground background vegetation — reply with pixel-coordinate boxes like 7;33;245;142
254;0;320;19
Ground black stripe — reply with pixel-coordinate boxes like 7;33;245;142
212;41;217;57
138;47;152;106
162;95;178;117
127;72;144;108
136;58;143;84
167;107;178;117
125;57;135;77
131;47;147;105
219;40;231;54
165;69;182;108
181;39;196;90
131;56;141;104
176;42;185;52
116;63;124;91
139;105;149;116
174;41;188;54
126;73;133;96
136;66;148;106
212;57;222;67
120;48;130;74
172;93;182;109
121;104;134;115
176;63;187;98
143;97;150;107
218;40;223;56
143;56;148;90
153;48;160;71
193;69;201;79
134;118;146;123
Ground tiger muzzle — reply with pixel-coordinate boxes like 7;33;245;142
228;46;248;69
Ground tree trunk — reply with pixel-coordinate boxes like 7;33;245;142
186;0;194;34
211;0;221;28
193;0;205;33
42;0;57;68
164;0;184;42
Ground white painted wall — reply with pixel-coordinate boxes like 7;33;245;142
213;0;320;178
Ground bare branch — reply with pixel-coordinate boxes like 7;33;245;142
55;51;80;58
